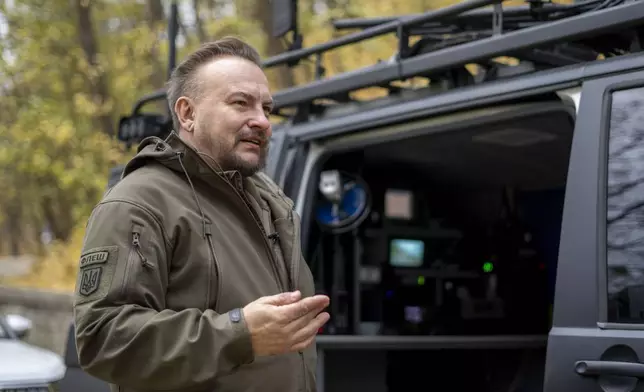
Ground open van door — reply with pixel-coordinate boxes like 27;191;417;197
544;67;644;391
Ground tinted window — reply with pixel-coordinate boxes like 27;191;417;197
606;86;644;323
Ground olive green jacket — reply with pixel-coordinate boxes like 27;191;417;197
73;132;317;392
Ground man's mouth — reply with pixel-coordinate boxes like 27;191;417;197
240;138;263;147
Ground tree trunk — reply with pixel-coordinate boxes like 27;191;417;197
192;0;209;43
75;0;114;136
5;203;22;256
146;0;167;89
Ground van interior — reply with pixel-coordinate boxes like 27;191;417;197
302;95;575;392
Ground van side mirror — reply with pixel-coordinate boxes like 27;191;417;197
271;0;297;37
5;314;33;340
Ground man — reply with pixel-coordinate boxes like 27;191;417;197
73;36;330;392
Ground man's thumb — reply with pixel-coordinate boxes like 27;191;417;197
256;291;301;305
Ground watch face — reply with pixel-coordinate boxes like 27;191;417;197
230;308;242;323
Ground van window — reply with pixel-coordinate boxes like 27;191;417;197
606;86;644;323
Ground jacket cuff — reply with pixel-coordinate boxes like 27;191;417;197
227;308;255;366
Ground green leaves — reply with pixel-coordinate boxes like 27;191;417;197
0;0;574;289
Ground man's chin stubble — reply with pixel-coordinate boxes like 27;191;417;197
223;151;267;176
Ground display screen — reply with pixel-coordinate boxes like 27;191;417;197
389;238;425;267
385;189;413;220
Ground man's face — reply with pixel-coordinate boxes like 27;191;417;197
177;56;273;176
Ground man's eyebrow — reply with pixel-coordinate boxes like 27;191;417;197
228;91;253;100
229;91;273;107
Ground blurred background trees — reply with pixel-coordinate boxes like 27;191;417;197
0;0;530;290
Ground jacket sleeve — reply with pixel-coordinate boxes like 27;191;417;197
73;200;254;390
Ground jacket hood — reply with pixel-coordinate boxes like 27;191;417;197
121;131;247;191
121;131;229;181
119;131;246;239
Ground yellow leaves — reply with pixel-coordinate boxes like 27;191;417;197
53;121;75;145
46;24;65;41
32;152;53;174
73;92;107;117
2;0;563;290
1;222;88;292
0;145;10;166
110;49;132;72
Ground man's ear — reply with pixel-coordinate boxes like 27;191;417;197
175;96;195;132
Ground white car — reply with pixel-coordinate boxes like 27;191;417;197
0;314;66;391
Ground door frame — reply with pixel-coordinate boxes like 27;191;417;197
597;75;644;331
293;99;577;256
544;66;644;391
264;131;290;182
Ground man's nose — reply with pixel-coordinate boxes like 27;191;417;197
248;112;272;137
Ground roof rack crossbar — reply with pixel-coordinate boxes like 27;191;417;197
331;3;575;30
271;0;644;110
129;0;503;114
263;0;503;68
130;0;641;116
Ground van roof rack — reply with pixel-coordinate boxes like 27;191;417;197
120;0;643;142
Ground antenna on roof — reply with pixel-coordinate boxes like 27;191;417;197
271;0;303;65
167;1;179;81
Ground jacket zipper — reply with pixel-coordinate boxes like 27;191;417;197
268;232;292;290
132;231;152;268
194;162;306;388
289;208;301;292
121;225;151;298
205;226;221;310
182;151;307;388
300;351;308;391
288;208;308;391
234;185;286;292
194;156;287;292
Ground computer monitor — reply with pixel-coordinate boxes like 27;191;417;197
389;238;425;268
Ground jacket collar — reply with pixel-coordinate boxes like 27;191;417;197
146;132;243;187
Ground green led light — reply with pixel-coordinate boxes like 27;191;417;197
417;276;425;285
482;261;494;273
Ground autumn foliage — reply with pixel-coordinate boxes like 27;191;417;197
0;0;546;291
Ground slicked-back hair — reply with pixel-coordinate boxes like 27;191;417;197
166;36;262;132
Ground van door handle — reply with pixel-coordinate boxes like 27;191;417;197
575;360;644;378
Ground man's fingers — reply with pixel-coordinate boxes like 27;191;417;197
291;335;316;353
284;304;324;333
289;312;330;351
279;295;329;322
290;312;330;345
255;291;301;306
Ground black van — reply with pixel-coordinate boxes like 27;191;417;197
66;1;644;391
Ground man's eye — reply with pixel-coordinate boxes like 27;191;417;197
233;100;247;106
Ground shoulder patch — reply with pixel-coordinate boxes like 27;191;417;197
80;250;110;268
79;267;103;296
75;246;119;304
